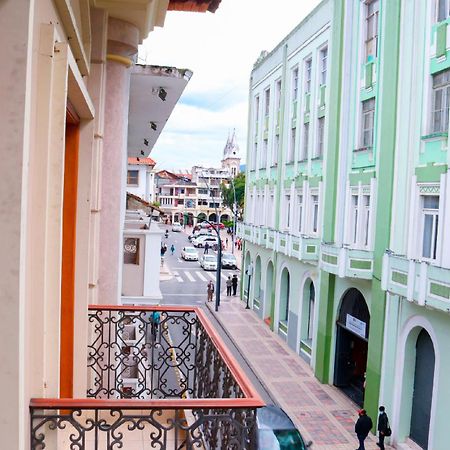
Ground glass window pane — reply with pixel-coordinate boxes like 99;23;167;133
424;195;439;209
422;214;433;258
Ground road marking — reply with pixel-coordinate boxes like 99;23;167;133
221;274;228;281
177;258;182;263
207;272;216;281
196;271;207;281
176;276;183;283
185;271;195;282
173;271;179;276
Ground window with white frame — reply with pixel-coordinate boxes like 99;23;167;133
284;194;291;230
362;194;371;246
249;194;254;223
292;66;299;101
350;194;359;244
301;122;309;160
264;88;271;117
272;134;279;166
365;0;379;61
316;117;325;157
255;95;260;124
297;193;303;234
361;98;375;148
431;70;450;134
307;282;315;341
320;46;328;85
437;0;450;22
276;79;282;113
252;142;258;170
421;195;440;260
305;58;312;93
288;128;296;163
311;193;319;234
269;191;275;227
256;194;261;225
261;139;268;168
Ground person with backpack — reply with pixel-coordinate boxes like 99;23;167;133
355;409;373;450
204;242;209;254
377;406;391;450
151;310;160;340
170;244;175;255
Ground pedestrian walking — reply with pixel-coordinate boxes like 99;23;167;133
170;244;175;255
204;242;209;254
151;310;160;339
207;280;214;302
355;409;373;450
226;276;232;296
232;274;238;296
377;406;391;450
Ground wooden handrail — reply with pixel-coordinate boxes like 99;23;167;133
30;397;265;410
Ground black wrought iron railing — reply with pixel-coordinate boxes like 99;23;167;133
30;305;264;449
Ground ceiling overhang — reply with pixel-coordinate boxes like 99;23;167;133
128;64;192;157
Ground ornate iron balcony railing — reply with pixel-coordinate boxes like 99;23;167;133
30;305;264;449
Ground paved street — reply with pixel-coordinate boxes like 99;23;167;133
159;227;391;450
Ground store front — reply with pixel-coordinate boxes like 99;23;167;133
334;288;370;406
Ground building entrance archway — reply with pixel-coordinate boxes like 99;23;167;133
334;288;370;406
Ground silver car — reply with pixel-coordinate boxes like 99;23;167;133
199;254;218;271
181;246;199;261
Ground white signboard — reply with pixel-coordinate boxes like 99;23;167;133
346;314;367;339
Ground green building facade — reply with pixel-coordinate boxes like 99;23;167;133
239;1;450;449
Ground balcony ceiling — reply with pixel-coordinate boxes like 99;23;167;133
128;64;192;157
91;0;169;42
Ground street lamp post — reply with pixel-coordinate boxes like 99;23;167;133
245;261;253;309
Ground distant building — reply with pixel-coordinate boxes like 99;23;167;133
126;157;156;203
155;134;241;225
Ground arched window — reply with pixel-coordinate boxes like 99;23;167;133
279;268;290;323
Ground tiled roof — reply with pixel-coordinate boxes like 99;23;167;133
168;0;221;13
126;192;163;213
128;157;156;166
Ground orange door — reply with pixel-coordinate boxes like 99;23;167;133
60;105;80;398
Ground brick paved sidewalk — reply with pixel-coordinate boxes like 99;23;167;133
207;296;393;450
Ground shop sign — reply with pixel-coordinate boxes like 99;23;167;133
346;314;366;338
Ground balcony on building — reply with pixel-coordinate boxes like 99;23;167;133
30;305;264;449
382;252;450;312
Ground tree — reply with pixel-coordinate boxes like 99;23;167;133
220;172;246;220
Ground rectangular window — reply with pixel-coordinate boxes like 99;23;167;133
276;79;282;111
311;194;319;233
285;194;291;229
297;194;303;233
127;170;139;186
432;70;450;133
363;195;371;246
265;88;271;116
316;117;325;157
253;142;258;169
261;139;268;168
301;122;309;160
421;195;439;260
255;95;260;122
320;46;328;85
288;128;296;162
292;67;299;100
437;0;450;22
273;134;279;165
124;237;140;264
305;58;312;93
365;0;379;60
351;194;359;244
361;98;375;148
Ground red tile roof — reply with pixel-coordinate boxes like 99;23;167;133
168;0;221;13
128;157;156;166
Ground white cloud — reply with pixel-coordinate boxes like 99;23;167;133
141;0;321;169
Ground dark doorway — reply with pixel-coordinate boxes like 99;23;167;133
334;288;370;407
410;329;435;449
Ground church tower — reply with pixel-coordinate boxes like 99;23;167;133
221;129;241;177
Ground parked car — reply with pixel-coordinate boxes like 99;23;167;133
181;246;199;261
188;229;212;241
172;223;183;232
192;235;218;248
204;222;225;229
199;254;218;271
256;405;312;450
221;252;237;269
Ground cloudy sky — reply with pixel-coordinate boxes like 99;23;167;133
140;0;321;171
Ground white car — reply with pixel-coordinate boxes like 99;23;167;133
181;246;199;261
172;223;183;232
199;254;218;271
192;235;218;248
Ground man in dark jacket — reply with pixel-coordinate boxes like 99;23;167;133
355;409;373;450
377;406;389;450
231;274;238;296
